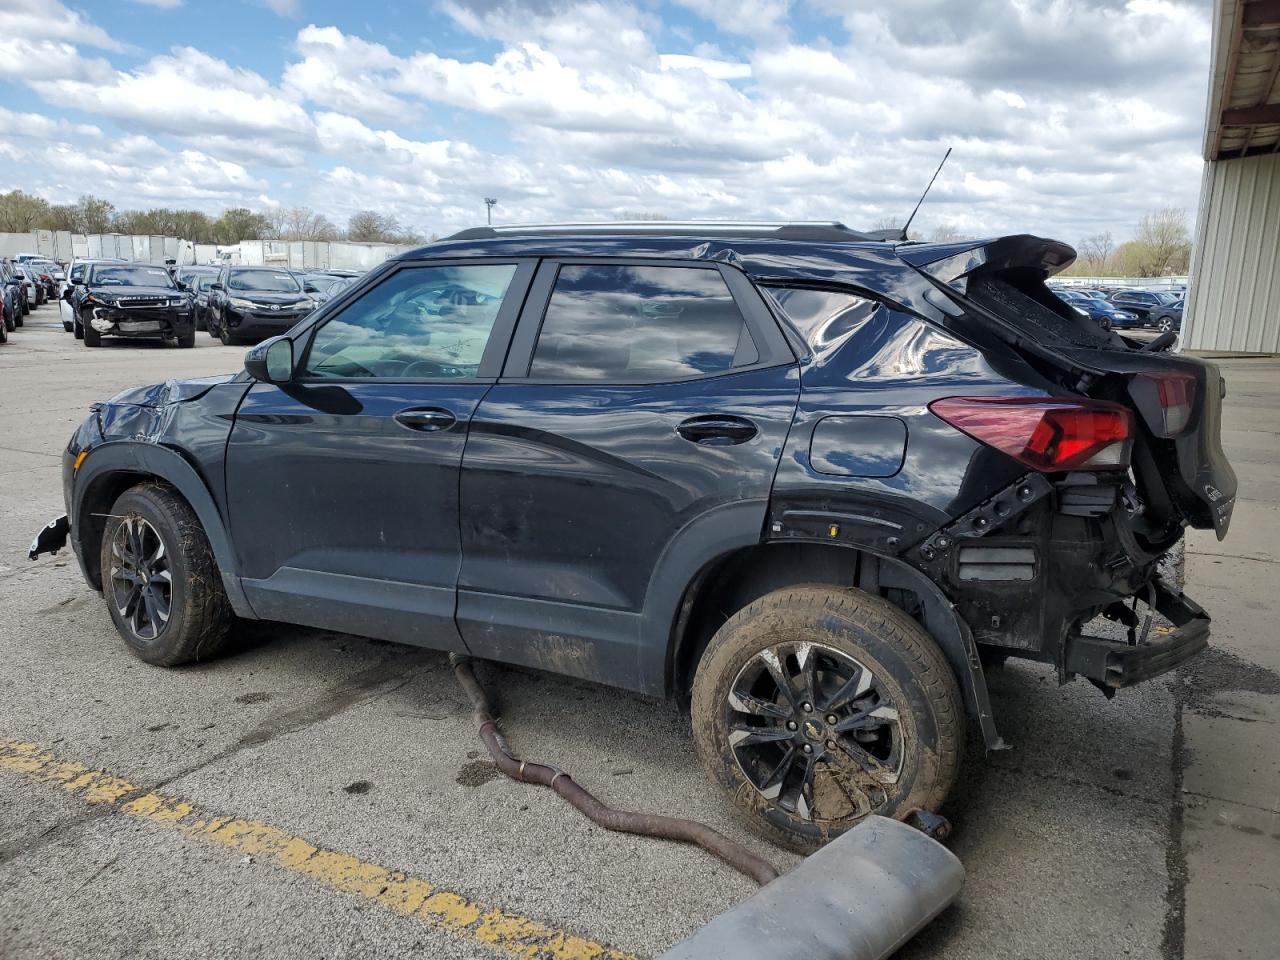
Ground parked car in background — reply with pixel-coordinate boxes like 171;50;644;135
189;274;219;331
1108;290;1179;323
298;272;357;305
206;265;316;345
30;222;1237;853
0;259;24;331
1149;298;1184;334
29;259;64;299
174;264;221;293
65;261;195;348
14;264;42;311
1058;290;1139;330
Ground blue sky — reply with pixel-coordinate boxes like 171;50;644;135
0;0;1213;243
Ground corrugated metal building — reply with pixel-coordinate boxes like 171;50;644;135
1184;0;1280;354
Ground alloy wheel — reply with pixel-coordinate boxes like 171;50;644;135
107;516;173;642
725;641;903;822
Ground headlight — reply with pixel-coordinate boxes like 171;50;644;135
228;297;256;309
168;298;187;307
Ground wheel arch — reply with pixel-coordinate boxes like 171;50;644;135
73;442;255;618
665;539;1006;750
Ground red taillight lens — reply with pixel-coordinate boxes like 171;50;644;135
1133;371;1196;437
930;396;1135;472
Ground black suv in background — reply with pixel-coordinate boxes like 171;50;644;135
206;265;316;345
1109;289;1179;323
65;262;195;347
173;265;222;330
32;222;1236;852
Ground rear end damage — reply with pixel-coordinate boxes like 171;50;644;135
899;235;1235;692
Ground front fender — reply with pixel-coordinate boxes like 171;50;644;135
72;441;255;618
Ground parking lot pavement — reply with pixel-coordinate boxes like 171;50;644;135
1;308;1277;959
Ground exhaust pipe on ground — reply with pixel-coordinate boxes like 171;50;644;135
450;655;965;960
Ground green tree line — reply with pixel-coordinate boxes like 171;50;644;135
0;190;432;246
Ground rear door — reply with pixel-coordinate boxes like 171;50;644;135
456;259;800;692
225;258;534;649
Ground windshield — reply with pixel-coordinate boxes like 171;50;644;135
228;269;302;293
89;264;176;288
193;276;215;292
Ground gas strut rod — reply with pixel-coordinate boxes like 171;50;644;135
450;655;780;886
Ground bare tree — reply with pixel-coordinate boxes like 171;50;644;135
1078;232;1113;274
1132;207;1191;276
268;206;339;241
346;210;403;243
926;223;966;242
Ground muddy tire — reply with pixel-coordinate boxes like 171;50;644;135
100;484;235;666
690;584;963;853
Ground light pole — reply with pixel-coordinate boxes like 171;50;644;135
484;198;498;225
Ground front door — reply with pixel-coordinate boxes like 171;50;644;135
225;258;533;650
457;259;800;690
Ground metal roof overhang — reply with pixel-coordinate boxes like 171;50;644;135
1204;0;1280;159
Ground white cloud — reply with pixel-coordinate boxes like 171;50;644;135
0;0;1214;245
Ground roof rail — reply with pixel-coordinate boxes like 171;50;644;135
441;220;879;243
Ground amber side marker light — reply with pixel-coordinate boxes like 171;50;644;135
73;450;88;471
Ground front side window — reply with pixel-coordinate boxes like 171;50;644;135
304;263;517;380
528;264;757;382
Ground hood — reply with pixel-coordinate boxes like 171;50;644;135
227;290;308;304
106;374;237;408
88;285;182;300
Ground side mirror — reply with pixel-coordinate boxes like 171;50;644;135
304;284;319;294
244;336;294;384
71;278;84;285
210;282;223;291
175;281;188;291
61;288;73;302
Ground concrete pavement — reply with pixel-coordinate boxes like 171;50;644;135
0;306;1276;959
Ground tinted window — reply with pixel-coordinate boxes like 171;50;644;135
528;264;756;382
304;263;516;380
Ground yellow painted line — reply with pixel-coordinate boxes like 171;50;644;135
0;738;635;960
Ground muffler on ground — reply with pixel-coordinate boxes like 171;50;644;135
656;815;964;960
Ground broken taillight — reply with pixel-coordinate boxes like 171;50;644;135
1132;371;1197;437
930;396;1134;472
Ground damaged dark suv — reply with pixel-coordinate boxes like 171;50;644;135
66;261;195;348
30;222;1236;852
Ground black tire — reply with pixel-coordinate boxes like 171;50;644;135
691;584;963;853
73;318;84;340
0;315;7;343
218;323;239;346
62;320;73;333
3;307;12;333
21;297;29;316
83;323;101;347
99;484;235;666
176;327;195;348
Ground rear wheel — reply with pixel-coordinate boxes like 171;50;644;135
691;584;963;853
99;484;235;666
1158;316;1174;333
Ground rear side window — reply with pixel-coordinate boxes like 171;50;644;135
528;264;757;382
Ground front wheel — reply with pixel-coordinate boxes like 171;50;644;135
176;327;195;348
100;484;235;665
1158;316;1174;333
83;323;101;347
691;584;963;853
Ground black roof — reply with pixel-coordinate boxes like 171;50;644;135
442;221;879;244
